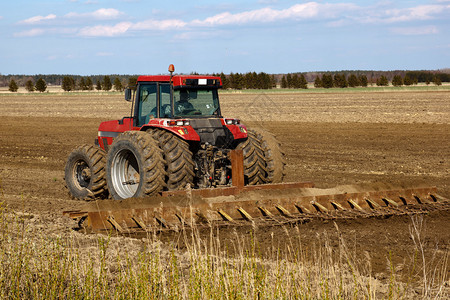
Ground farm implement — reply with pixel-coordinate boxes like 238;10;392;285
63;65;449;233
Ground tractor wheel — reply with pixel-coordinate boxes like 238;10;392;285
236;129;267;185
106;131;166;200
252;128;286;183
150;130;195;190
64;144;107;200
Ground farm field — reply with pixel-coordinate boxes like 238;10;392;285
0;90;449;298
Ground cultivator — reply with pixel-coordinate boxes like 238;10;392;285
63;150;449;234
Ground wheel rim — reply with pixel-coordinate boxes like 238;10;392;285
110;149;140;199
73;159;91;189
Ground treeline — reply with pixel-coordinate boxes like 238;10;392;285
215;72;276;89
1;70;449;90
6;75;138;92
0;74;135;89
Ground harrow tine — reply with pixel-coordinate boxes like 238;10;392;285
295;204;311;214
330;201;346;211
258;206;274;217
237;207;253;221
382;198;399;207
275;205;292;217
365;198;381;209
311;201;329;213
107;216;124;233
218;209;234;222
132;216;148;232
347;199;364;212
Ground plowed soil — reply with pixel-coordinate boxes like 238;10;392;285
1;91;449;284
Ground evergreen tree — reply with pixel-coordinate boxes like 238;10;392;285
333;74;348;88
403;75;413;86
299;74;308;89
359;75;368;87
62;76;75;92
127;77;138;89
78;77;86;90
433;76;442;86
35;78;47;92
321;74;333;88
8;79;19;92
314;76;322;88
392;75;403;87
220;73;229;89
86;77;94;90
25;80;35;92
96;80;102;91
281;76;288;88
376;75;389;86
102;75;112;91
348;74;360;87
292;74;300;88
114;77;123;91
286;73;293;88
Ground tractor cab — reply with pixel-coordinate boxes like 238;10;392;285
126;73;223;127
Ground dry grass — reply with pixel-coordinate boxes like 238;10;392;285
0;200;448;299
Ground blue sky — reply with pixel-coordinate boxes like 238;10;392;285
1;0;449;75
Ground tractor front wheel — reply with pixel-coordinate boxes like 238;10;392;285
64;144;107;200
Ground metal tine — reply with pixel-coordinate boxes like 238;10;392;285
132;216;149;231
311;201;329;213
365;198;381;209
217;209;234;222
295;204;311;214
154;216;169;228
258;206;274;217
107;215;124;233
275;205;292;217
237;207;253;221
330;201;346;211
382;198;399;207
347;199;364;212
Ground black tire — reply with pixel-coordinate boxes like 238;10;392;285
106;131;166;200
251;128;286;183
64;144;107;200
236;130;267;185
150;129;195;190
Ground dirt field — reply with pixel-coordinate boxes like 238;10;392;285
1;90;449;291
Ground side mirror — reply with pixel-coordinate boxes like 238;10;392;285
124;88;132;102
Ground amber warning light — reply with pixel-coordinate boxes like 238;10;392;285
168;64;175;73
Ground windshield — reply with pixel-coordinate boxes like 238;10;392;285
173;89;220;118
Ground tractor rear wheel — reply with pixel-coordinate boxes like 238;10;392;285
64;144;107;199
150;130;195;190
236;129;267;185
106;131;166;200
252;128;286;183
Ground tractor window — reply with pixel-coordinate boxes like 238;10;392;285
173;89;220;117
159;84;171;118
138;84;157;125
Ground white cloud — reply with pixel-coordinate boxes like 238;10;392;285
65;8;123;20
391;25;439;35
20;14;56;25
78;22;132;37
13;2;450;38
132;19;187;30
14;28;46;37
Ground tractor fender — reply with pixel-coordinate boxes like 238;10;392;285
140;124;201;142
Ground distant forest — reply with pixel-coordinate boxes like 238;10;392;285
1;70;449;91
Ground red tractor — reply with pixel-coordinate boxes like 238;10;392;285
65;65;285;200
